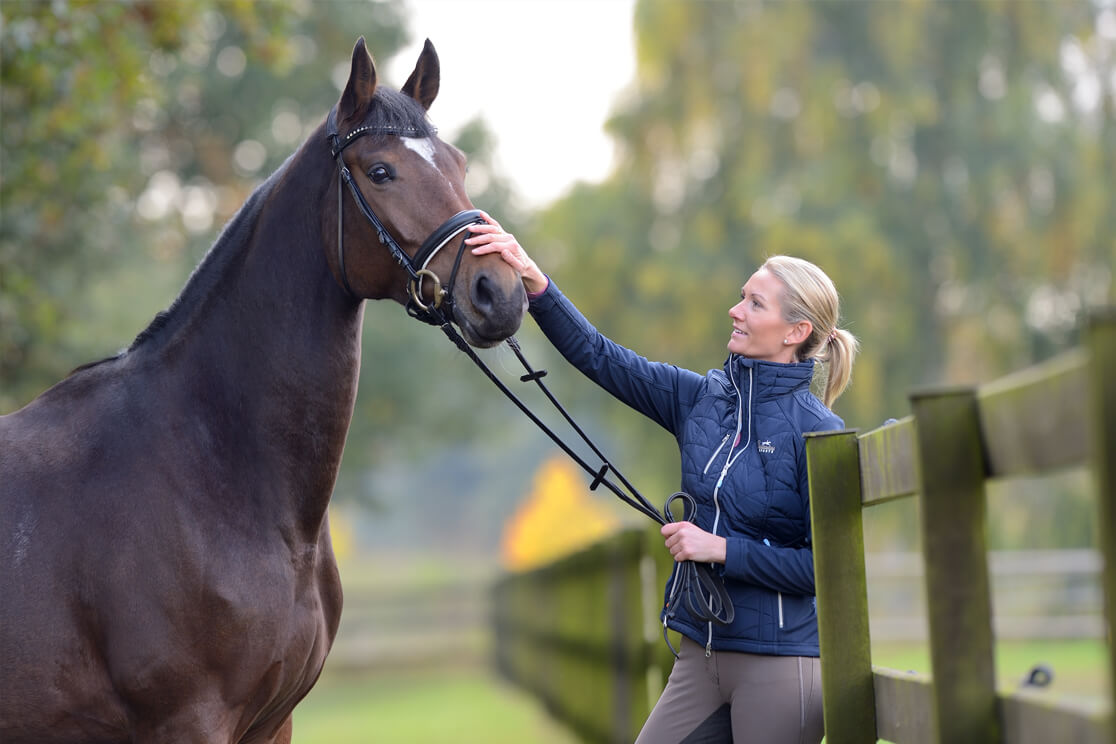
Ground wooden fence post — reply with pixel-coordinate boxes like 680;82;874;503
1085;309;1116;719
806;429;877;744
910;388;998;744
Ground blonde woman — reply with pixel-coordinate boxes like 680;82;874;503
469;216;857;743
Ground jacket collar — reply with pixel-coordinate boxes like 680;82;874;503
724;355;816;398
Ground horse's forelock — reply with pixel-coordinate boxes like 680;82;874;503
366;87;436;137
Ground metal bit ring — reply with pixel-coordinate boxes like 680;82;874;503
409;268;446;311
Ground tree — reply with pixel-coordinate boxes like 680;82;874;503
525;0;1115;484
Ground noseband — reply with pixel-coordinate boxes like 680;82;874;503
326;108;484;324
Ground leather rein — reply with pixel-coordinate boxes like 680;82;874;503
326;110;734;651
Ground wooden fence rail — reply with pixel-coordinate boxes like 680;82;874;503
491;309;1114;743
807;309;1115;744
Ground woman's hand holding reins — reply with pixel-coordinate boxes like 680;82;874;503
661;521;728;564
466;212;548;295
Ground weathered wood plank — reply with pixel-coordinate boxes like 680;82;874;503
910;388;999;744
806;430;877;744
978;349;1090;477
873;667;934;744
858;417;918;505
999;687;1112;744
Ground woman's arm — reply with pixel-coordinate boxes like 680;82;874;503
722;537;815;595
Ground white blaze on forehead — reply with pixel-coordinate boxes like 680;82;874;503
403;136;453;191
403;137;439;169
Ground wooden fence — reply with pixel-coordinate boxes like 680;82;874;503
807;309;1115;743
491;309;1114;743
491;528;678;743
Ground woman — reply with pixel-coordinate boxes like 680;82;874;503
467;215;857;744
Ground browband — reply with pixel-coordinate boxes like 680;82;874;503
326;108;436;157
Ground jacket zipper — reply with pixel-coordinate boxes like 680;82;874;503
763;538;786;629
706;363;754;656
703;434;731;475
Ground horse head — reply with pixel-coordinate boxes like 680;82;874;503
325;38;526;348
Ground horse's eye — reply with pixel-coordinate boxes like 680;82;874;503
367;164;394;185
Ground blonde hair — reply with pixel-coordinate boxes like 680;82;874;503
761;255;858;409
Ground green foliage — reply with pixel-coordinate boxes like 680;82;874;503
1;0;291;407
528;0;1115;464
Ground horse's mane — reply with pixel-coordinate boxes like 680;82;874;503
128;160;290;352
67;158;291;376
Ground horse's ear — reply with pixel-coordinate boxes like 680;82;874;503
337;37;377;125
401;39;440;111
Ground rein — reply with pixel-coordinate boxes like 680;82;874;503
325;109;733;653
437;326;736;655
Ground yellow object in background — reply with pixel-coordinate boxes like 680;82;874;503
501;456;621;571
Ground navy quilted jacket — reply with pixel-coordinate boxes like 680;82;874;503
529;282;843;656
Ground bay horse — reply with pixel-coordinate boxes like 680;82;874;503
0;38;525;743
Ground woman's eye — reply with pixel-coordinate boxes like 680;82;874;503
368;164;393;184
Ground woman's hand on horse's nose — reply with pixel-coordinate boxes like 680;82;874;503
465;222;516;255
466;213;547;294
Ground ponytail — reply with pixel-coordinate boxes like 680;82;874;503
814;327;858;409
761;255;859;409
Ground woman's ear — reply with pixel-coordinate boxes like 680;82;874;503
788;320;814;346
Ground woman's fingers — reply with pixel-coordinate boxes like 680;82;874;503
476;209;502;231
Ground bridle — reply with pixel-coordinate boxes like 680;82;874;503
326;107;733;653
326;107;485;325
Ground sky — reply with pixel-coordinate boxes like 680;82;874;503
386;0;638;209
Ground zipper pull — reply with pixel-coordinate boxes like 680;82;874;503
705;641;712;658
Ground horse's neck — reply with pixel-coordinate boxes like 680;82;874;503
150;147;362;532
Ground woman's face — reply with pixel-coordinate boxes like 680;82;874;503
727;268;798;363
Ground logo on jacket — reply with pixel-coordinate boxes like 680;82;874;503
758;440;775;454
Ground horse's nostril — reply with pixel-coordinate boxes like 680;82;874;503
471;272;497;315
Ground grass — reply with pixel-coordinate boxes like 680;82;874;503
292;666;579;744
290;639;1108;743
871;638;1109;700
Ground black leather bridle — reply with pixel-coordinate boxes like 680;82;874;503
326;107;485;325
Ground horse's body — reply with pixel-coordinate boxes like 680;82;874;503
0;39;525;743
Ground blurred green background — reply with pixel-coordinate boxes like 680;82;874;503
3;0;1113;740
